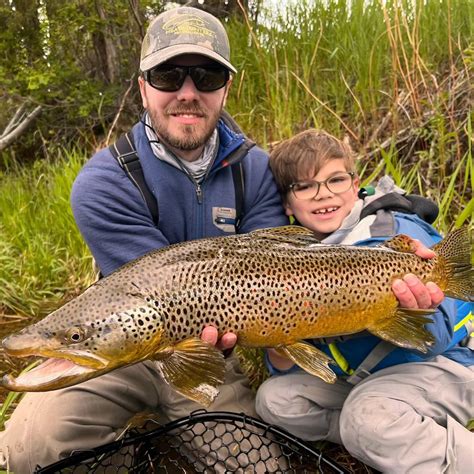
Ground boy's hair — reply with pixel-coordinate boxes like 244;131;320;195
269;129;356;198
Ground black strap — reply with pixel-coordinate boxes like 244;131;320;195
231;161;245;229
109;132;159;225
219;110;254;230
360;192;438;224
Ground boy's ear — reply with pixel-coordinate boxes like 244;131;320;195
284;201;294;216
353;175;360;194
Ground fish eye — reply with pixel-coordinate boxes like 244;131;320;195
65;327;86;344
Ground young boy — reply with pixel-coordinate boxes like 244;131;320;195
256;129;473;473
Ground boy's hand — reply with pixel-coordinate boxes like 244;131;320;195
201;326;237;351
266;348;295;371
392;239;444;309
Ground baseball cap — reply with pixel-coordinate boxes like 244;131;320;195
140;7;237;74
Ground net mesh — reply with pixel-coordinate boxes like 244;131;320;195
35;410;348;473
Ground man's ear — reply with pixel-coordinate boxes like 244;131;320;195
138;76;148;108
284;200;294;217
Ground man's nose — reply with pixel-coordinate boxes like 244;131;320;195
176;75;199;101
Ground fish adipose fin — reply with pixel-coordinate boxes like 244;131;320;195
276;341;336;383
154;338;225;407
251;225;320;246
369;308;435;353
380;234;418;253
432;227;473;301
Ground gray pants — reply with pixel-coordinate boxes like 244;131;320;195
256;356;474;473
0;354;256;473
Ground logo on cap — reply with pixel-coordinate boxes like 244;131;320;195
163;14;216;40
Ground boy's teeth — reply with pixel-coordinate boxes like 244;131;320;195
315;207;337;214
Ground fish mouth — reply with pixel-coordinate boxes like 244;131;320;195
1;349;112;392
1;357;103;392
3;345;109;370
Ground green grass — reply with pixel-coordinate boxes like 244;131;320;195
0;148;95;318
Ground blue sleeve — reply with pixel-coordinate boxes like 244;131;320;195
237;146;289;233
71;149;170;276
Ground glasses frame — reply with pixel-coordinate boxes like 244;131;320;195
144;64;230;92
288;172;356;200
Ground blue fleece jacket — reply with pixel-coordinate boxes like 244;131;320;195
71;118;288;276
266;213;473;375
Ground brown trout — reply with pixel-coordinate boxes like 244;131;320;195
1;226;472;406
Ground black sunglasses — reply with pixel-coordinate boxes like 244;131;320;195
144;65;230;92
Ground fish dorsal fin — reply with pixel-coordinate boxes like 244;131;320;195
154;337;225;407
368;307;435;353
380;234;418;253
275;341;336;383
250;225;320;246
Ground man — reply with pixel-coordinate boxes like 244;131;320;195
0;6;442;471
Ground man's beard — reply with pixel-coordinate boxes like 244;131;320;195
149;102;222;151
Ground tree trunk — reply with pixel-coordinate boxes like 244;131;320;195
0;105;42;152
94;0;119;84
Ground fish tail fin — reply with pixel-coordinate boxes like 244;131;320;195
369;308;435;353
433;227;473;301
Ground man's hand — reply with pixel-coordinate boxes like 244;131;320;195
200;326;237;351
392;238;444;309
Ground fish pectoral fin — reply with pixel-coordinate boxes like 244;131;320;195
154;337;226;407
380;234;418;253
250;225;320;246
369;308;435;353
276;342;336;384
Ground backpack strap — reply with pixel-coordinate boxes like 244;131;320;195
109;132;159;226
220;110;254;231
360;192;438;224
231;161;245;230
345;341;395;384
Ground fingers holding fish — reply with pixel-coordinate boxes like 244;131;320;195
426;282;445;308
200;326;237;351
411;238;437;259
392;274;444;310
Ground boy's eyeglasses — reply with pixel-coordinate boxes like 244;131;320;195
288;172;356;200
144;65;230;92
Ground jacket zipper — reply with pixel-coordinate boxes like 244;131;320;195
195;182;203;204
